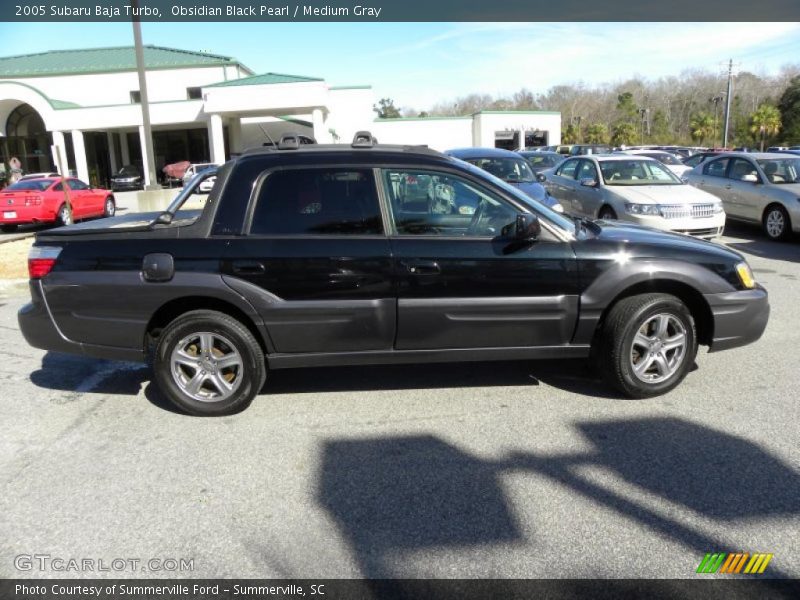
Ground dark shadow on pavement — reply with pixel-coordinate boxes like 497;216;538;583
722;222;800;264
264;358;625;399
29;351;148;396
318;417;799;583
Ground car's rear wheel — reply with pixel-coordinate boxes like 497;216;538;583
763;204;791;241
153;310;266;416
57;204;73;226
598;206;617;220
1;224;18;233
103;196;116;218
598;293;697;398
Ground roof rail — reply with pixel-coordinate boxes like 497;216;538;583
277;134;301;150
352;131;377;148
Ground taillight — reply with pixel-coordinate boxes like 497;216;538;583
24;195;43;206
28;246;62;279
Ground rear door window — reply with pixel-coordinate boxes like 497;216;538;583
250;168;383;235
703;158;730;178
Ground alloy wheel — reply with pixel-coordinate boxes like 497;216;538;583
629;313;687;384
170;331;244;402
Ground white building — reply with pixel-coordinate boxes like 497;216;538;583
0;45;560;187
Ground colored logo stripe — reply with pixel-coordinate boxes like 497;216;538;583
697;552;773;574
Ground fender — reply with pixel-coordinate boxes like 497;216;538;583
572;258;736;345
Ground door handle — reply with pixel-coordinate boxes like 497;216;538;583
231;260;265;275
403;260;441;275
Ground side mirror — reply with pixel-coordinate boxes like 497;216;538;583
504;213;541;241
580;177;597;187
536;173;547;183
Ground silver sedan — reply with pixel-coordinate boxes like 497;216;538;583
684;152;800;240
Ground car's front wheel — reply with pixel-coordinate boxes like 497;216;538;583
598;293;697;398
598;206;617;220
153;310;266;416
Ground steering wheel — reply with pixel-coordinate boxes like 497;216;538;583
467;200;486;236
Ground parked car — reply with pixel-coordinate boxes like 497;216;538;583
518;150;565;173
569;144;612;156
182;162;219;194
618;149;692;178
18;132;768;415
0;177;115;232
683;152;800;240
681;151;728;169
110;165;144;191
539;155;725;239
445;147;563;212
19;172;60;181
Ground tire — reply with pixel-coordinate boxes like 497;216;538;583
57;204;73;226
153;310;266;416
598;206;617;220
597;293;697;398
763;204;791;241
103;196;116;218
1;224;18;233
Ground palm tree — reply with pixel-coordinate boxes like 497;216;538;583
689;113;715;145
749;104;782;151
584;123;609;144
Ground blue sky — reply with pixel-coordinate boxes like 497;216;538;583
1;22;798;109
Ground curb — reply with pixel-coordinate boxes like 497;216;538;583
0;232;35;245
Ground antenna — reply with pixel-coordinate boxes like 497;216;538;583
258;123;276;147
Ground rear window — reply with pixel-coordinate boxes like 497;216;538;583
250;168;383;235
4;180;53;191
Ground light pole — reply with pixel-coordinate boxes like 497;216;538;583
710;93;725;148
638;108;650;145
131;0;159;190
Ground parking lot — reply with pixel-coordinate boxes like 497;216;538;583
0;222;798;580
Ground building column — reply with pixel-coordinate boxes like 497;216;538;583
51;131;69;175
208;114;226;164
138;125;154;187
71;129;90;183
518;127;526;151
227;117;242;155
120;131;130;165
312;109;328;143
107;131;118;174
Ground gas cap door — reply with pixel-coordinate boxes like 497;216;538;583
142;253;174;282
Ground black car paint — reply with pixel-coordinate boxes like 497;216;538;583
19;146;769;370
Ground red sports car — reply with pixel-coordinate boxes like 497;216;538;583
0;177;115;232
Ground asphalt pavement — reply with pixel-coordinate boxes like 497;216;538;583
0;222;798;580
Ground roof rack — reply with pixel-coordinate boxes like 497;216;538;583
277;134;301;150
352;131;377;148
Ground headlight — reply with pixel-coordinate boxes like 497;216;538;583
552;203;564;213
735;262;756;289
625;203;661;216
713;202;724;214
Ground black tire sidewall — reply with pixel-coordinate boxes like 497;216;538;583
153;313;264;416
609;297;696;398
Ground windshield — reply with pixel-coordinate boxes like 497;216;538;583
118;165;140;176
757;158;800;184
466;157;536;183
457;159;575;235
599;159;683;185
5;180;53;191
643;152;682;166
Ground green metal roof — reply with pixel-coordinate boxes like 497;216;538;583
207;72;324;87
0;45;243;77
